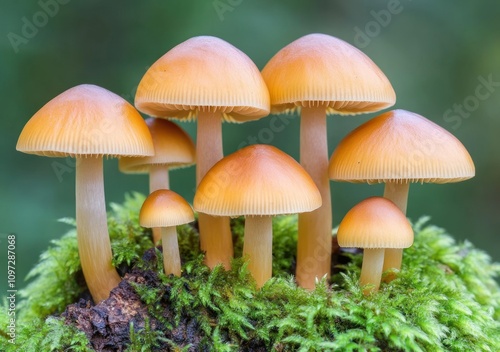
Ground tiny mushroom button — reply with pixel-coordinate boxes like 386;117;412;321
194;144;321;289
140;190;194;277
16;84;154;303
337;197;413;295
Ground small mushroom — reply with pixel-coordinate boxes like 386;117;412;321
194;145;321;288
16;84;154;302
337;197;413;294
119;118;195;243
329;109;475;280
135;36;270;269
262;33;396;290
139;190;194;276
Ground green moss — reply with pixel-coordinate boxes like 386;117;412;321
1;194;499;351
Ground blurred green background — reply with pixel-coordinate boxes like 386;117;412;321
1;1;499;293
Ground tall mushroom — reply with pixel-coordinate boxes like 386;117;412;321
337;197;413;294
140;189;194;276
261;33;396;289
194;145;321;288
135;36;270;269
16;84;154;303
329;109;475;280
119;118;195;243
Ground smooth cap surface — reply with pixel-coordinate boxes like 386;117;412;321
337;197;413;248
329;109;475;184
135;36;270;122
119;118;195;173
140;189;194;228
261;33;396;115
16;84;154;158
194;144;321;216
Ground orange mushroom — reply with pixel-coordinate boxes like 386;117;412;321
16;84;154;302
262;33;396;289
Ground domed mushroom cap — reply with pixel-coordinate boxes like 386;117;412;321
140;189;194;228
261;33;396;115
194;144;321;216
16;84;154;158
337;197;413;249
135;36;270;123
329;109;475;184
119;118;195;173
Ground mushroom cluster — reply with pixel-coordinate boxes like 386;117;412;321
16;34;475;301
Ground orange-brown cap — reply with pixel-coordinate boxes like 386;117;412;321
329;109;475;184
194;144;321;216
337;197;413;248
135;36;270;123
140;189;194;228
119;118;195;173
16;84;154;158
261;33;396;115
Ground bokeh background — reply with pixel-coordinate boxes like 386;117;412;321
1;1;499;292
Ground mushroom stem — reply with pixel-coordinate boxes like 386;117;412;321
296;106;332;290
360;248;384;295
160;226;181;276
196;110;233;269
76;156;121;303
149;164;170;244
382;181;410;280
149;164;170;192
243;215;273;288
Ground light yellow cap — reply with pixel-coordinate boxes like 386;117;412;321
337;197;413;248
194;144;321;216
119;118;195;173
139;189;194;228
135;36;270;123
16;84;154;158
261;33;396;115
329;109;475;184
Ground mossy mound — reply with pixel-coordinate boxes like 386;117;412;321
1;193;499;351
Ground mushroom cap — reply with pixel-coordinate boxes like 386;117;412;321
337;197;413;249
135;36;270;123
261;33;396;115
119;118;195;173
329;109;475;184
194;144;321;216
140;189;194;228
16;84;154;158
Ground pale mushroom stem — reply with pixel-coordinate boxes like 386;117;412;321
196;110;233;269
296;106;332;290
160;226;181;276
243;215;273;289
360;248;385;295
76;156;121;303
382;181;410;280
149;164;170;244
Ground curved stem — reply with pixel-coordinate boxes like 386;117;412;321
196;111;233;269
76;157;121;303
161;226;181;276
383;181;410;280
296;106;332;290
360;248;384;295
243;216;273;289
149;164;170;244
